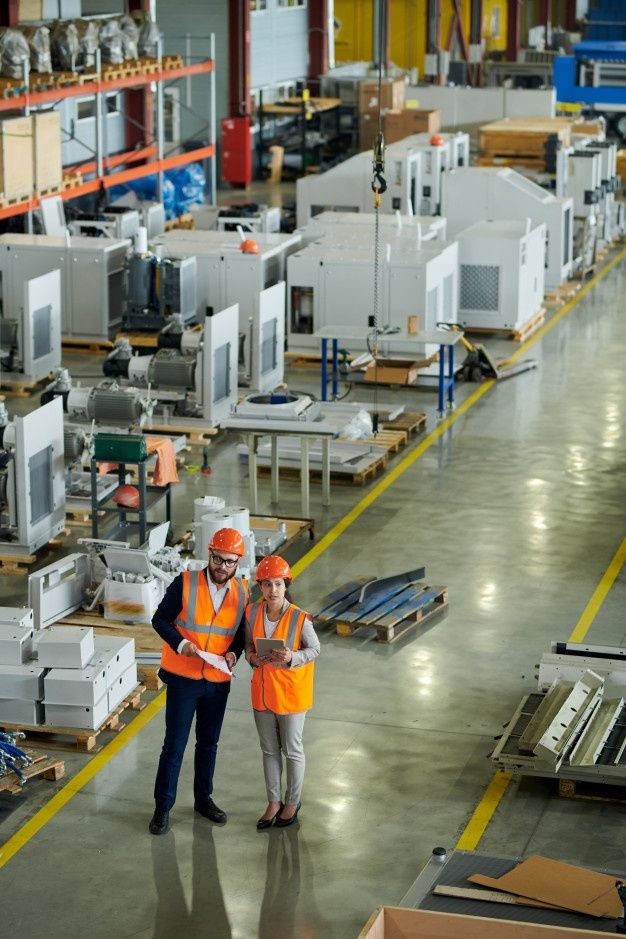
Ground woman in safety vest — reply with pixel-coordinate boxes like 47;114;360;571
246;555;320;829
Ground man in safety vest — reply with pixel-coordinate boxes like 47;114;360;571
149;527;248;835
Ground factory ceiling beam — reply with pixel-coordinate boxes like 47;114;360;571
308;0;329;93
229;0;251;117
506;0;522;62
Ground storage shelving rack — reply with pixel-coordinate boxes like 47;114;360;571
0;41;216;225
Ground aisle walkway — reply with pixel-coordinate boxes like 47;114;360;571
2;255;626;938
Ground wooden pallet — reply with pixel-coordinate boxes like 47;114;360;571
0;372;53;398
258;451;389;486
320;583;448;643
545;282;581;305
558;777;626;805
0;553;37;575
62;171;83;191
0;191;32;208
0;751;65;795
164;212;195;231
464;308;546;344
162;54;184;70
381;411;427;437
0;77;27;98
356;429;408;454
143;421;219;446
61;336;114;354
115;321;202;347
0;684;146;753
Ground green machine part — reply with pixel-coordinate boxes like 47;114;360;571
93;433;148;462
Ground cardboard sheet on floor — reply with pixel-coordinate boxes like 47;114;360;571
468;855;623;919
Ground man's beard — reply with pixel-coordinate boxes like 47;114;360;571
211;567;230;584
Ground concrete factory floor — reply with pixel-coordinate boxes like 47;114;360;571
1;247;626;937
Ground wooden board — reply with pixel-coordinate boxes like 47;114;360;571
61;336;114;354
0;751;65;795
380;411;426;437
0;371;54;398
33;110;61;192
558;777;626;805
143;421;219;446
0;115;33;200
0;553;37;575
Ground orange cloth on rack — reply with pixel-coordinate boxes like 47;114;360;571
97;436;179;486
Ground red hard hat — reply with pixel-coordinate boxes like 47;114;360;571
430;134;445;146
256;555;292;584
209;527;245;557
240;238;259;254
113;485;140;509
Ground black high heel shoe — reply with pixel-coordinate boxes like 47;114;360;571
275;802;301;828
256;804;283;831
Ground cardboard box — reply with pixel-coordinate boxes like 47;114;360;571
359;112;379;151
364;357;431;386
359;906;612;938
384;108;441;143
33;110;62;193
359;77;405;115
0;116;33;200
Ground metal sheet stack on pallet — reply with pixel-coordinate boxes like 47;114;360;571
314;568;448;643
492;642;626;792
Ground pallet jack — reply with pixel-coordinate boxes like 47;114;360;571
437;323;538;383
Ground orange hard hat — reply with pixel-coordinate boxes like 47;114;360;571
240;239;259;254
209;527;245;557
256;555;292;584
113;485;140;509
430;134;445;146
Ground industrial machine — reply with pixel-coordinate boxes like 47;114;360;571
0;234;130;340
107;199;166;239
0;398;66;556
387;131;470;215
554;42;626;138
442;167;573;289
287;238;458;355
0;269;61;384
42;369;154;429
216;203;281;234
298;210;447;248
69;206;140;244
123;239;198;331
101;304;240;427
456;219;546;331
150;230;299;371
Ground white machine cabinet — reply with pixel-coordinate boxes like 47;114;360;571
442;167;573;290
456;219;546;331
201;304;240;426
250;281;285;393
298;211;447;249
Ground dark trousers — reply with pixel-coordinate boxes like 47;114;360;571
154;670;230;811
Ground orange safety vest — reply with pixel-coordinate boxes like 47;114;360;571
248;601;315;714
161;570;248;682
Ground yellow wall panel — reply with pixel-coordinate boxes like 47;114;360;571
482;0;507;53
335;0;373;62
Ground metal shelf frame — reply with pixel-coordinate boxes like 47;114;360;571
0;52;216;223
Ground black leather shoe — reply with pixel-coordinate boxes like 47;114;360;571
194;797;227;824
275;802;301;828
149;808;170;835
256;804;283;831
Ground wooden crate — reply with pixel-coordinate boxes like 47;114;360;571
33;110;62;193
0;115;33;200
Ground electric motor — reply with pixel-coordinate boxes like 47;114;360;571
63;427;87;463
128;350;197;390
67;385;148;423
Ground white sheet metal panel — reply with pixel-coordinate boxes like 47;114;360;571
0;625;34;665
22;269;61;382
93;635;135;688
0;698;43;724
251;282;285;393
0;608;33;629
44;664;108;707
107;662;138;712
44;697;109;730
0;664;45;700
201;304;239;426
28;553;89;630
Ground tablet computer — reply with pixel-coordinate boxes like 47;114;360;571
255;637;286;655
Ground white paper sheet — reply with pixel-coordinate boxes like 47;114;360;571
196;650;233;676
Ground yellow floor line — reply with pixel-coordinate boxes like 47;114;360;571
568;536;626;643
455;532;626;852
2;244;625;870
0;692;165;870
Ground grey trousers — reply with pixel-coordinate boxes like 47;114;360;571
253;709;307;804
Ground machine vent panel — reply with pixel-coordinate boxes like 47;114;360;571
460;264;499;311
261;318;277;375
443;274;454;317
29;445;53;524
213;342;231;403
32;304;52;360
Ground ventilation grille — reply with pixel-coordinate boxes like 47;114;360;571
426;287;438;322
460;264;499;311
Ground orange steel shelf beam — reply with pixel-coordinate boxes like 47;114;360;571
0;59;213;113
0;144;215;220
70;144;157;178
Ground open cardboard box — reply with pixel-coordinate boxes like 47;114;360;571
364;354;437;386
358;906;613;938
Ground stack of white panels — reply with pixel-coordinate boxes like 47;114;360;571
0;609;41;723
44;634;136;730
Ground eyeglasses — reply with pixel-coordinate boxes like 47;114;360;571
210;552;239;569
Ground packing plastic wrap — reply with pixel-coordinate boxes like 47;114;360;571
99;18;123;65
109;163;205;220
0;29;30;80
20;26;52;74
50;21;79;72
71;19;100;69
339;410;374;440
118;15;139;61
137;18;160;59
